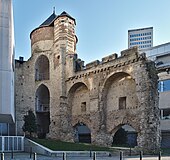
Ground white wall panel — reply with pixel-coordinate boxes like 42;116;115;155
0;0;15;123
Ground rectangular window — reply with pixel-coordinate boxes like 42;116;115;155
0;123;8;136
159;80;170;92
119;97;126;110
161;109;170;120
81;102;86;112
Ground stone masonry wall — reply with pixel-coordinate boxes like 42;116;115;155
15;12;160;152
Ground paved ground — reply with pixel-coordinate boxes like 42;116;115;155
2;153;170;160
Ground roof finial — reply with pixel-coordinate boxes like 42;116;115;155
53;7;55;14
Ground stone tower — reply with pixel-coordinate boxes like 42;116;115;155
15;11;78;140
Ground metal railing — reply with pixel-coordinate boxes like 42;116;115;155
0;150;165;160
36;104;49;112
35;72;49;81
0;136;24;152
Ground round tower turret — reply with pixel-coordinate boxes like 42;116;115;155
30;12;56;55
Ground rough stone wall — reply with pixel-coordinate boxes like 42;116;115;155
15;26;55;135
15;59;35;135
65;48;160;151
15;13;160;152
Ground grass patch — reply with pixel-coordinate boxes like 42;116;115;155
31;138;112;151
112;144;132;148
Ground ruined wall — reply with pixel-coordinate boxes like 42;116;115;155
72;85;90;115
15;12;160;152
65;47;160;151
15;59;35;135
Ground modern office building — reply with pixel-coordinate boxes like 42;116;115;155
128;27;153;50
140;42;170;147
0;0;15;135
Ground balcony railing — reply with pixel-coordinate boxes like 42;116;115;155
36;104;49;112
35;72;49;81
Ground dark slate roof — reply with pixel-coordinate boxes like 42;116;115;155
58;11;76;24
39;12;57;27
30;11;76;38
39;11;76;27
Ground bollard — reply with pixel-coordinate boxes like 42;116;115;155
62;152;67;160
33;152;37;160
129;147;131;156
140;151;143;160
90;150;92;157
11;149;14;159
1;153;4;160
159;151;161;160
30;147;32;159
93;152;96;160
120;151;123;160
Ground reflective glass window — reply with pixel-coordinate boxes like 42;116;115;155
159;80;170;92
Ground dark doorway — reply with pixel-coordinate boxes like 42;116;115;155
112;125;137;147
74;123;91;143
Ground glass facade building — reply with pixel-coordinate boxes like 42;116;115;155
128;27;153;49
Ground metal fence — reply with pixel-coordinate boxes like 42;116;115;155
0;151;165;160
0;136;24;152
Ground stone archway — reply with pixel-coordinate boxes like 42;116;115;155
101;72;139;130
67;82;92;142
35;84;50;138
100;71;160;151
68;82;90;125
112;124;137;147
35;55;49;81
73;122;91;143
103;72;138;112
98;72;140;146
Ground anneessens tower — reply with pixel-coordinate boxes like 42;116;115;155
0;0;15;134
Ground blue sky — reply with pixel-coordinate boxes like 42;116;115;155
13;0;170;64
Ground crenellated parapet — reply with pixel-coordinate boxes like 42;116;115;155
102;53;118;63
67;47;147;82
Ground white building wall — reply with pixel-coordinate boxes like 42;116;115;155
141;42;170;60
141;42;170;147
0;0;15;123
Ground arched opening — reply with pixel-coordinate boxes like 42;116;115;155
68;82;90;116
35;84;50;138
74;122;91;143
35;55;49;81
102;72;139;124
112;125;137;147
103;72;138;111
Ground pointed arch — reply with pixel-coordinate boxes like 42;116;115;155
35;84;50;138
35;84;50;112
35;55;49;81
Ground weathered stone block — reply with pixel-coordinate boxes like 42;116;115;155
102;53;118;63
